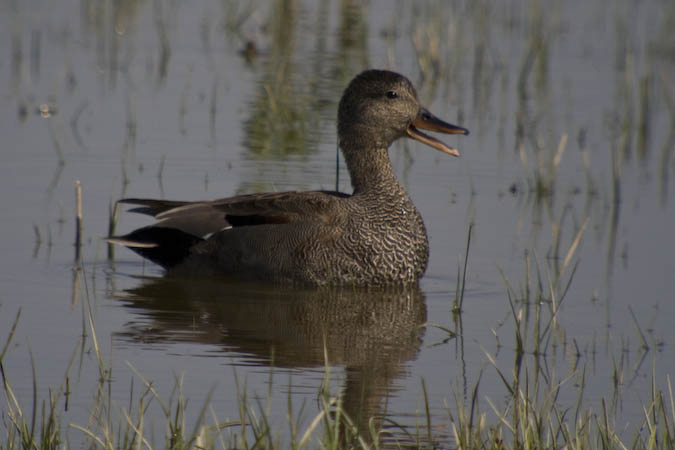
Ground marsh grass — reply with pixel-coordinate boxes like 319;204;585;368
444;250;675;450
0;329;673;450
4;239;675;450
106;200;120;261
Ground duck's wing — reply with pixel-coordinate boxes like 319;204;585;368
110;191;349;270
119;190;349;239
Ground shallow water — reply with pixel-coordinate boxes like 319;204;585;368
1;0;674;446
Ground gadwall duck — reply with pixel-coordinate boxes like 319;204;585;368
109;70;468;285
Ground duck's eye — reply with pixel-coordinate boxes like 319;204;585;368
386;91;398;99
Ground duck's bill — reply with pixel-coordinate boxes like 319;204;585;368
406;107;469;157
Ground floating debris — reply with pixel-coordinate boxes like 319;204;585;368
37;103;58;118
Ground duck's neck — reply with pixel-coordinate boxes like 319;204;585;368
342;145;404;196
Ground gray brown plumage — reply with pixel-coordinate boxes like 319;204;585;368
108;70;468;285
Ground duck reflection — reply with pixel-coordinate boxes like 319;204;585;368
112;277;426;436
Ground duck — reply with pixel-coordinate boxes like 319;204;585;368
108;70;468;285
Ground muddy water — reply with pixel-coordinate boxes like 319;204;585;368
1;0;674;446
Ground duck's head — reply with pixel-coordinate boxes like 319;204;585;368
338;70;469;156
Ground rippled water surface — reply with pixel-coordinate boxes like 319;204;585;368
1;0;674;446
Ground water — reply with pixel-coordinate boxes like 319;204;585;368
1;0;674;447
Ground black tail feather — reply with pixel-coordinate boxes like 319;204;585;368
113;227;203;269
